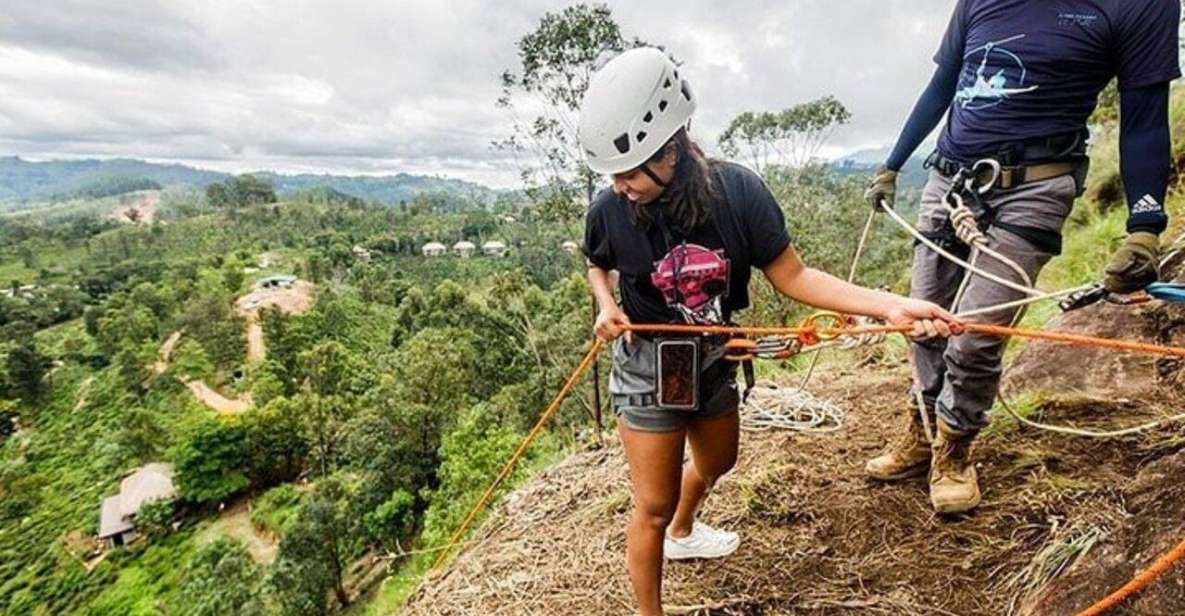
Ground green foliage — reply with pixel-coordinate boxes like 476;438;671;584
719;96;852;171
364;489;415;550
135;497;176;538
73;177;162;200
251;484;303;536
178;537;268;616
4;339;50;400
420;403;541;548
241;397;310;487
271;477;359;614
174;417;250;504
207;175;278;209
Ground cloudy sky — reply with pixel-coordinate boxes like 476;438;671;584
0;1;955;187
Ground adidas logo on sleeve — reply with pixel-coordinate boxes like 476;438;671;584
1132;195;1163;215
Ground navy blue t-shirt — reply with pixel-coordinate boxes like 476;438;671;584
583;162;792;326
936;0;1181;162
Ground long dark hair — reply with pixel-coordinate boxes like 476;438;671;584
628;128;721;233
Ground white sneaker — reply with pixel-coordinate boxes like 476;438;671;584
663;522;740;560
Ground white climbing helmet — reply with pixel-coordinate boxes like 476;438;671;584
578;47;696;175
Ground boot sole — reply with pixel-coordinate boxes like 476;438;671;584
933;496;982;515
865;460;930;482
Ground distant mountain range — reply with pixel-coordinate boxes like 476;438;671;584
830;145;930;192
0;156;499;205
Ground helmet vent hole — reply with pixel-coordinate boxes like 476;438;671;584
663;78;672;89
613;134;631;155
643;111;653;123
673;69;679;79
658;100;668;112
680;80;692;101
636;131;647;143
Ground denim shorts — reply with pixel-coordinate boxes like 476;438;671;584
609;336;740;433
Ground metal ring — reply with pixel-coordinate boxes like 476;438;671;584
969;159;1001;195
802;311;848;341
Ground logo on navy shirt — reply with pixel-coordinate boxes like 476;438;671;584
1057;12;1100;27
955;34;1040;111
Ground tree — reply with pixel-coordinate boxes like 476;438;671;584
420;403;543;547
180;538;267;616
0;399;17;441
271;477;359;613
364;489;415;551
5;341;49;401
241;397;310;487
205;175;277;209
496;3;643;222
115;406;166;459
135;497;176;538
174;417;250;504
719;96;852;171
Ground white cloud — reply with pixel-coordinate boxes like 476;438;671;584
0;0;955;187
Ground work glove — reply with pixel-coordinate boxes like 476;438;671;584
1104;232;1160;294
865;166;898;210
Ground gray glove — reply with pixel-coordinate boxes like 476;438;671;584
865;165;898;210
1104;232;1160;294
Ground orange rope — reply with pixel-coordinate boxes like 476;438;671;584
835;322;1185;359
431;338;605;570
1074;536;1185;616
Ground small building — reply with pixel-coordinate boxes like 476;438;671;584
481;240;508;258
453;241;476;258
421;241;447;257
98;463;176;548
561;240;580;255
352;245;373;262
254;274;296;290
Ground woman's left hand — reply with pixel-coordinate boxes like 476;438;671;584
884;298;962;339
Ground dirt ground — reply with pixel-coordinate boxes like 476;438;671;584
405;348;1185;615
235;280;315;363
197;499;278;565
108;191;160;225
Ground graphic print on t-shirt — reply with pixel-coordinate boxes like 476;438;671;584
955;34;1039;110
650;243;731;325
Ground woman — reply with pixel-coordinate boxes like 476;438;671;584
579;48;959;616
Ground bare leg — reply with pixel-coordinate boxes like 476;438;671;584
668;410;739;538
618;422;686;616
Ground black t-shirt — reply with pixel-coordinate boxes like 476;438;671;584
583;162;792;325
934;0;1181;162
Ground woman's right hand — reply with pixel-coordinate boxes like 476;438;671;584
594;305;633;343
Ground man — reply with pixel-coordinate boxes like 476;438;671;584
865;0;1181;514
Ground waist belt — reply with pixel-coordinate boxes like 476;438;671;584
927;153;1078;191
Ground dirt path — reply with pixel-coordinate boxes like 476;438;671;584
154;276;314;413
153;330;182;375
198;499;278;565
184;380;252;414
245;320;265;363
235;280;315;363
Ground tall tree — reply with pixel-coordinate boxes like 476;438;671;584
496;3;644;222
271;477;359;613
719;96;852;172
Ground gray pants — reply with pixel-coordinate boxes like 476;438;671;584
910;169;1079;431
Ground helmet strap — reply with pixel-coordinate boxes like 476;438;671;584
638;162;668;188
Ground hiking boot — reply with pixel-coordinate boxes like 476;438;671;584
865;405;934;481
929;421;982;514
